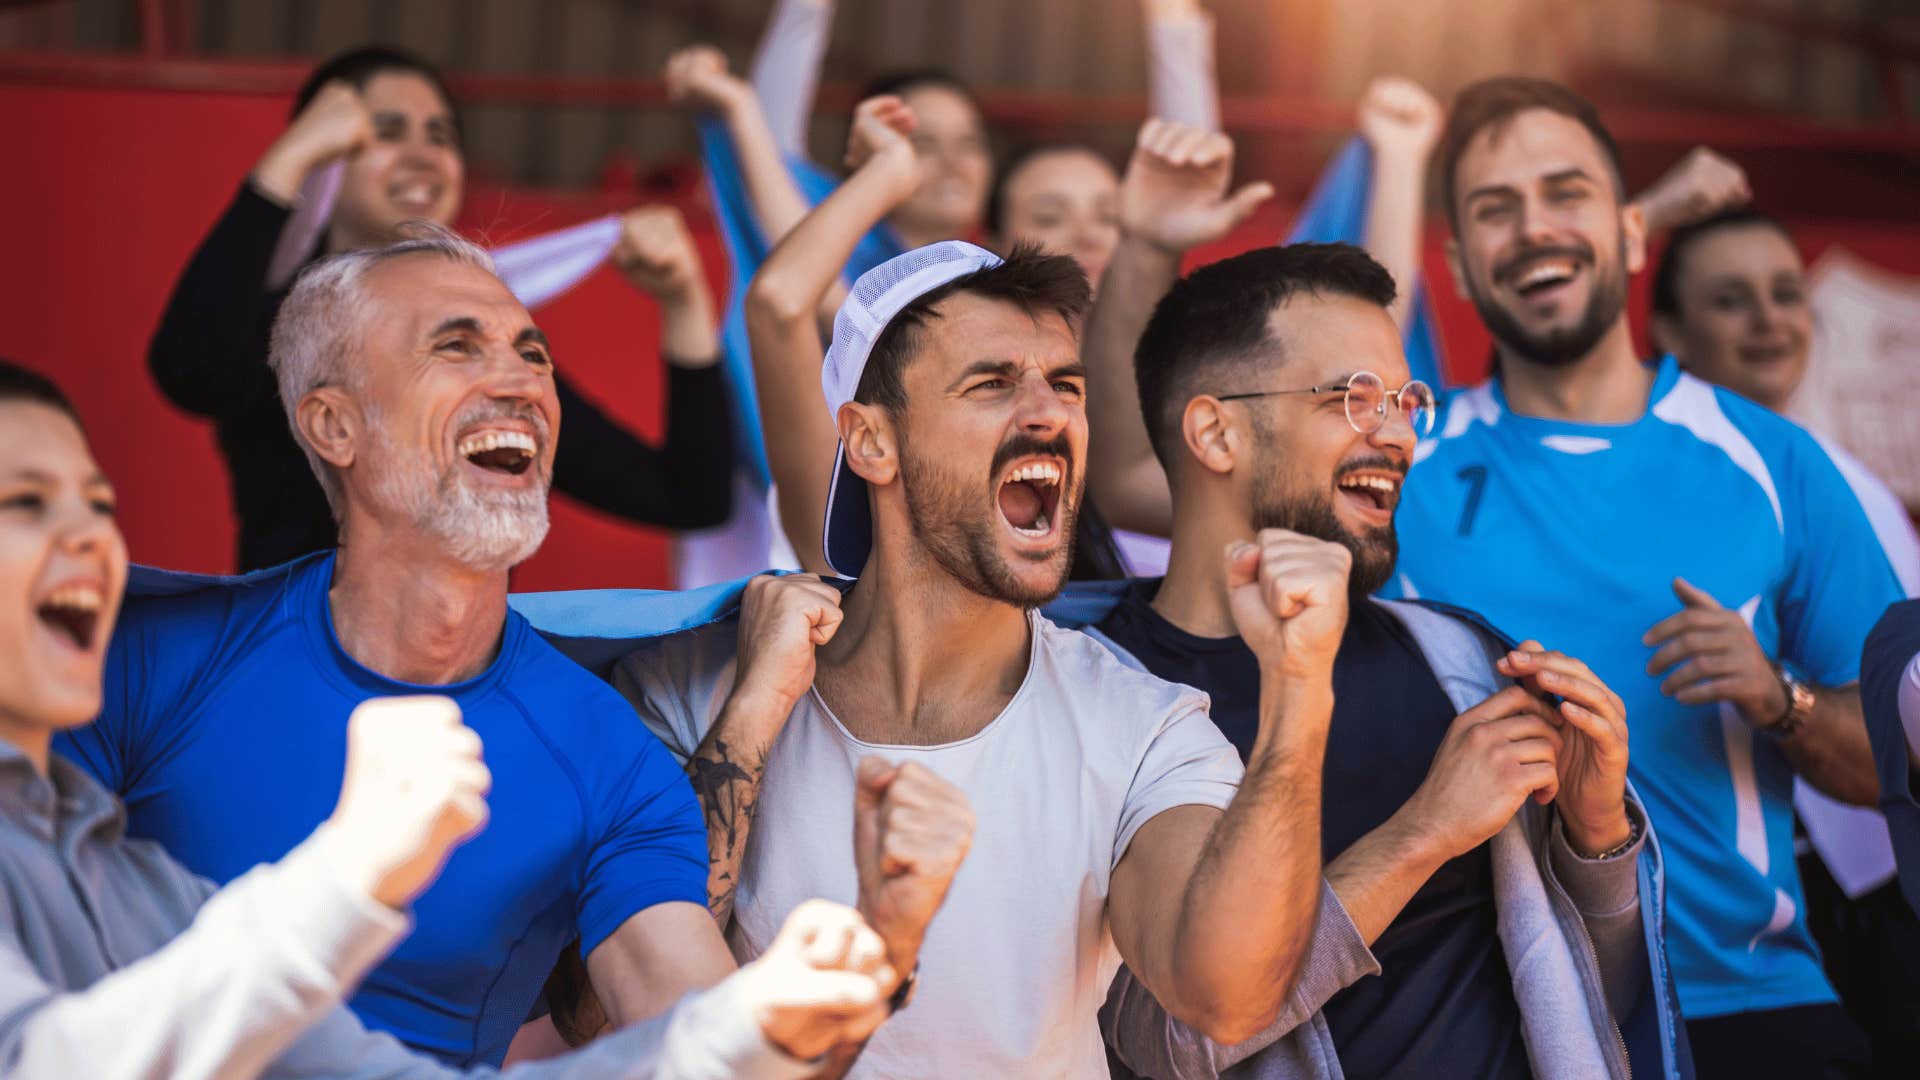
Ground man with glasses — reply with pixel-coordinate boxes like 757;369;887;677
1387;77;1901;1077
1081;239;1672;1078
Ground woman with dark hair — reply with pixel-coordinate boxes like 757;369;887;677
151;45;737;572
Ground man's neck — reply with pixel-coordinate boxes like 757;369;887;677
1155;496;1248;641
1497;319;1654;425
329;520;510;686
814;546;1033;747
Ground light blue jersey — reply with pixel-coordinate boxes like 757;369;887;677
1387;356;1903;1020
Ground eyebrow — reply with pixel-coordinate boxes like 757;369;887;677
1541;167;1597;186
514;327;551;351
1;468;110;487
1463;166;1598;208
429;316;485;340
946;358;1086;390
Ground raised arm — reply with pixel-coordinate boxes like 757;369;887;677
667;46;815;257
1630;146;1751;234
546;206;735;531
1356;76;1442;332
1107;531;1343;1043
1142;0;1220;131
749;0;837;156
149;81;370;417
748;97;923;571
1085;121;1271;537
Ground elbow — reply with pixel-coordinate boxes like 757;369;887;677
1180;995;1283;1047
744;270;815;331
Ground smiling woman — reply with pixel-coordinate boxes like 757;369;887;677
0;361;126;767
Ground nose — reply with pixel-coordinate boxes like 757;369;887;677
54;496;120;559
1014;371;1072;436
482;345;550;405
1368;393;1419;456
1517;195;1559;248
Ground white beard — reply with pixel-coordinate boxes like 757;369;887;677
365;423;550;572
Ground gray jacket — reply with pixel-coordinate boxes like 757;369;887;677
0;743;812;1080
1098;599;1666;1080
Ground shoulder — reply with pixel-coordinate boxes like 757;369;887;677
1032;614;1212;727
1411;380;1503;470
112;555;318;679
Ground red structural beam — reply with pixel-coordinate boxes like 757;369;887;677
2;47;1916;154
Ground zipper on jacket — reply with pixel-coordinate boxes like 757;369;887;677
1543;851;1633;1080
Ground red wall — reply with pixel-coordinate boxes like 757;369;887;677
0;82;720;590
5;82;1918;590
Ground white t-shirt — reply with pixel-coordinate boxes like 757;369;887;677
614;611;1242;1079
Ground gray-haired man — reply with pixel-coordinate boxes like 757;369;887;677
57;228;751;1065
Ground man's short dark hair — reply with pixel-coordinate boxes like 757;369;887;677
1651;207;1795;318
1134;242;1396;466
854;243;1091;413
0;359;82;430
1437;77;1625;230
294;45;460;141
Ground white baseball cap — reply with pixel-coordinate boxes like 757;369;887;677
821;241;1005;577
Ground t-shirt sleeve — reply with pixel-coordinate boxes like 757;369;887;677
575;691;710;957
1776;435;1906;686
610;635;718;766
53;597;183;794
1113;698;1244;868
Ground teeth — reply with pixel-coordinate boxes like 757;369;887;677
1005;462;1062;487
1339;475;1399;494
1518;260;1575;288
41;585;103;613
458;430;537;458
1013;512;1051;537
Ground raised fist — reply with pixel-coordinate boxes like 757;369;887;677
1357;75;1443;162
853;757;973;982
1225;529;1352;682
253;80;374;203
733;574;845;716
738;899;896;1060
321;695;491;910
1118;119;1273;255
1635;146;1751;232
611;205;707;305
844;95;921;199
663;45;752;116
1403;686;1563;859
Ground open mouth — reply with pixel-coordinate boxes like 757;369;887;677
1506;254;1584;300
457;429;536;476
36;582;103;652
389;178;444;216
1335;470;1401;522
996;458;1065;541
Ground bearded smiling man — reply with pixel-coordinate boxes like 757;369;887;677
56;227;743;1068
1385;77;1905;1079
616;242;1336;1078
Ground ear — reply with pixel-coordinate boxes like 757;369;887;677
1443;237;1471;300
1180;396;1242;478
293;387;359;472
837;401;899;487
1621;200;1649;275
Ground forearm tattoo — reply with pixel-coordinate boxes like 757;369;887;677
686;738;765;923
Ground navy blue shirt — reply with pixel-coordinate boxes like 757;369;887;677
1097;580;1530;1079
57;552;709;1066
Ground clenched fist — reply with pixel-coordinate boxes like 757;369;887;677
612;205;708;306
853;757;973;985
1634;146;1751;232
253;80;374;204
734;574;845;721
1226;529;1352;682
663;45;752;117
319;695;491;910
737;899;896;1060
844;95;922;202
1357;76;1443;162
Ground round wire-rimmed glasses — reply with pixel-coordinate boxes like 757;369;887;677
1216;370;1436;437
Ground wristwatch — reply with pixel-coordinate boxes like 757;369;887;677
1763;664;1815;738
